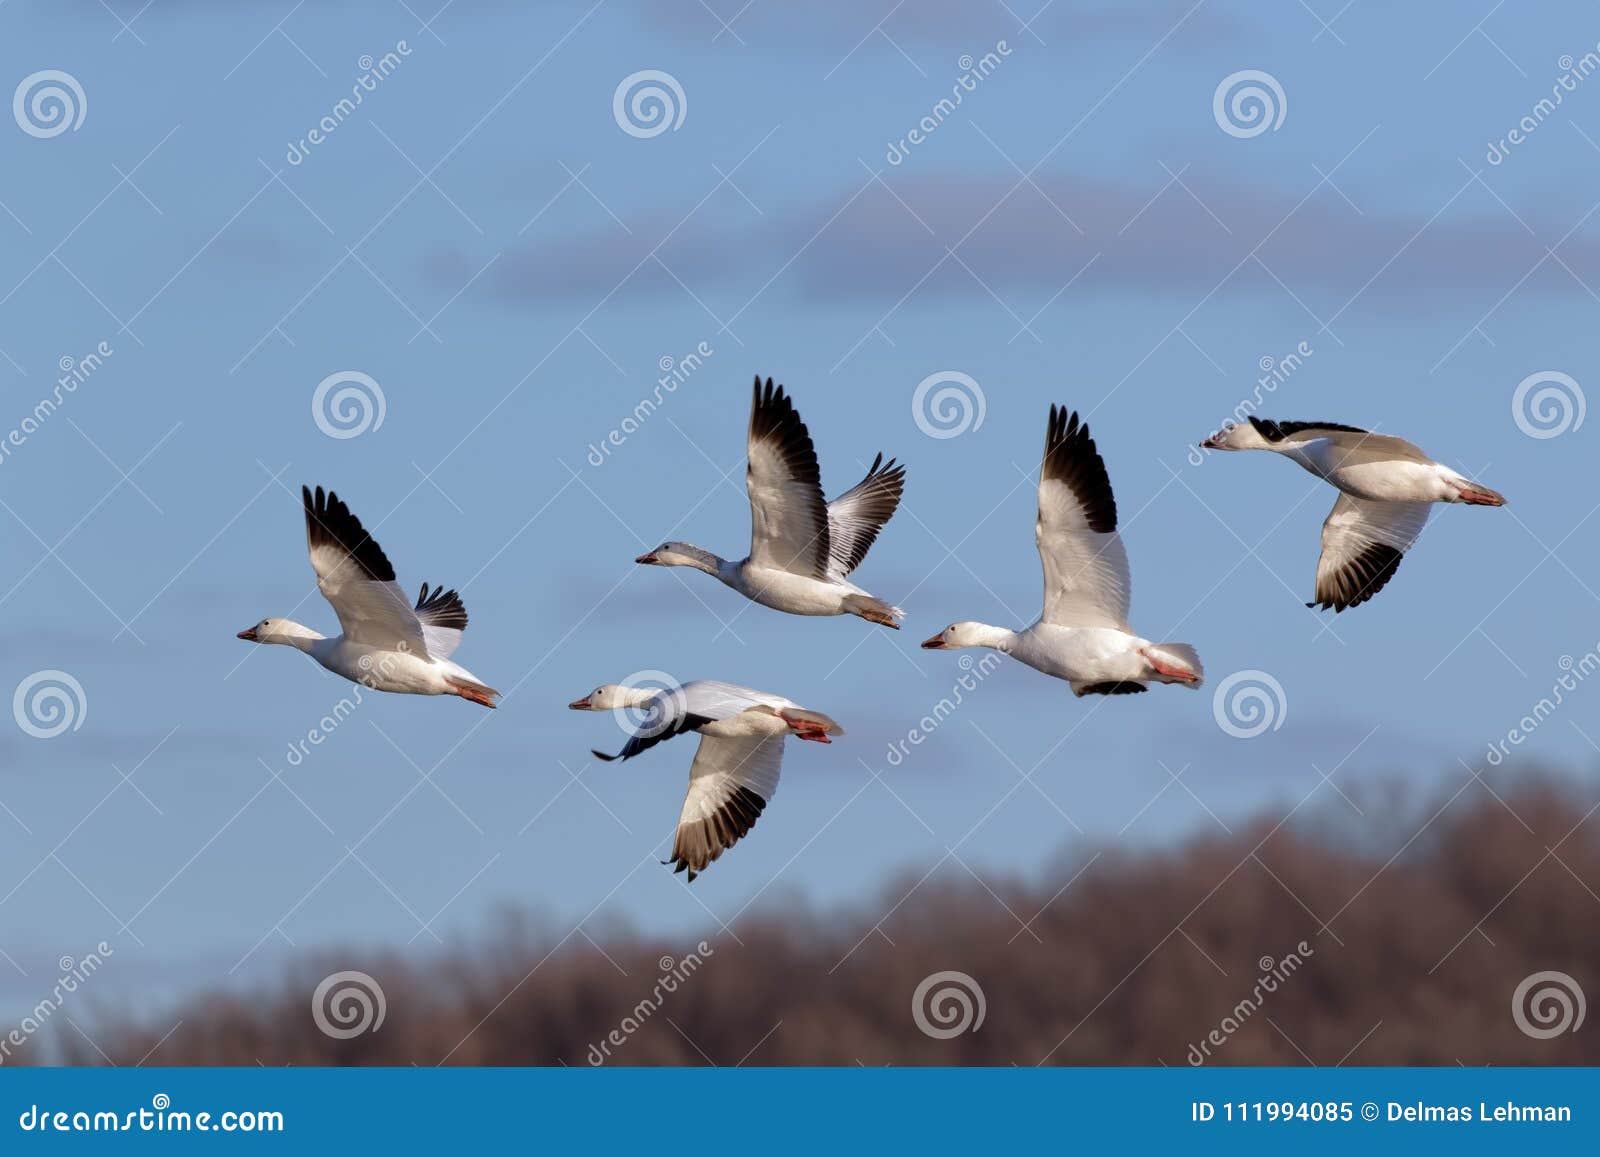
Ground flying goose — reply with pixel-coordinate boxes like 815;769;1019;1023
922;405;1203;696
636;377;906;627
236;485;501;707
568;679;843;880
1200;417;1506;612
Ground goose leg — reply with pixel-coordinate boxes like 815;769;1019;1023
778;710;833;743
1140;649;1200;684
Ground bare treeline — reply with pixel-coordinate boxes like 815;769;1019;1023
54;775;1600;1066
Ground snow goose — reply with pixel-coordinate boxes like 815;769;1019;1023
922;405;1203;696
236;485;501;707
636;376;906;627
569;679;843;880
1199;417;1506;612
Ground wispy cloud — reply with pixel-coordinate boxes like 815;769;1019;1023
436;167;1600;308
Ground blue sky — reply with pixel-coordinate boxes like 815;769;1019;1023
1;0;1598;1022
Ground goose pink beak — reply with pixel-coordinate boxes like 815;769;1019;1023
920;634;946;650
236;627;258;641
568;697;592;710
635;553;659;565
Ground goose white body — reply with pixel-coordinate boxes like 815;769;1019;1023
1288;440;1474;504
1006;624;1170;685
730;563;884;617
302;636;491;698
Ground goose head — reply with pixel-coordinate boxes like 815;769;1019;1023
634;541;721;574
1199;419;1272;452
235;617;319;645
921;622;1011;651
568;684;656;711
